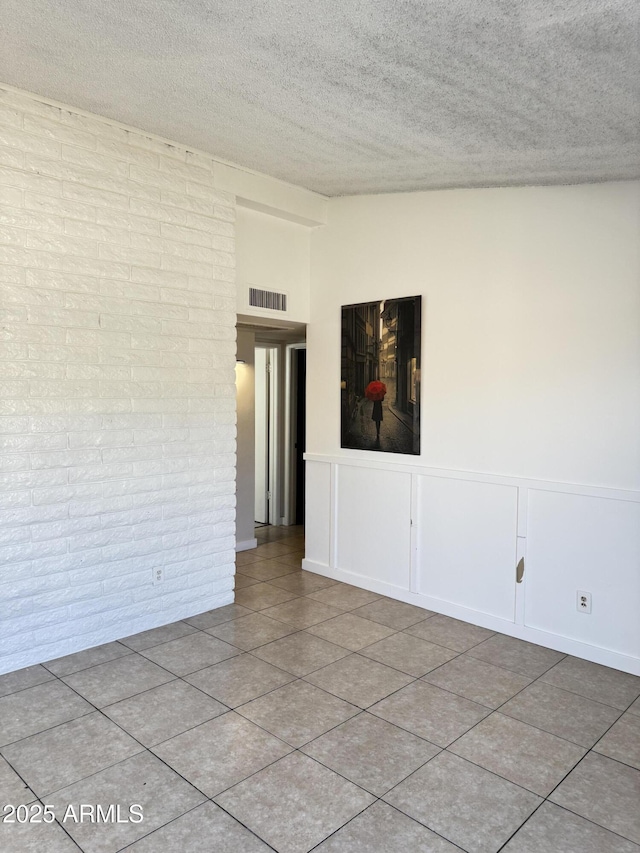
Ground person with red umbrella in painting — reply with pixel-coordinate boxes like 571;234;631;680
365;379;386;446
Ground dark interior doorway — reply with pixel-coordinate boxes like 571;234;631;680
295;348;306;525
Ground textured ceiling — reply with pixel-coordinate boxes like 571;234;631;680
1;0;639;195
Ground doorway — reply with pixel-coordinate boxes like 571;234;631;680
236;319;306;550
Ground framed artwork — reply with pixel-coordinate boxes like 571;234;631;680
341;296;421;455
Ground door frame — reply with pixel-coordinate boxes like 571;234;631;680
283;342;307;526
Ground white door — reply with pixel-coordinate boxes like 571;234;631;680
254;347;269;523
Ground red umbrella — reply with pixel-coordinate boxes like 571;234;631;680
364;380;387;401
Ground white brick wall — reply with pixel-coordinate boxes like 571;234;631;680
0;87;237;674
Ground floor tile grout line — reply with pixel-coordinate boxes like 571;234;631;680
436;676;595;795
442;710;640;837
209;800;281;853
483;655;634;747
240;552;307;570
133;673;640;851
5;737;147;803
522;798;640;848
239;568;306;583
494;797;548;853
376;652;600;768
214;747;384;849
306;654;425;704
419;655;535;709
1;712;162;823
206;671;302;712
381;750;548;849
492;692;628;751
0;706;96;752
0;674;58;699
205;644;424;708
353;646;469;686
211;606;357;637
2;667;227;801
543;749;606;806
244;632;354;671
19;690;248;848
108;801;256;853
297;761;385;850
241;543;304;569
305;795;470;853
226;601;493;671
202;626;304;654
0;754;38;800
2;731;636;839
223;691;360;753
39;643;137;679
265;616;404;646
184;606;260;631
0;655;192;744
238;589;552;686
186;799;282;853
59;656;185;701
545;740;640;804
424;653;640;717
535;672;640;713
298;721;444;797
102;610;268;673
3;620;633;747
298;673;418;714
3;527;639;852
206;746;300;804
347;611;437;631
228;587;640;713
438;744;569;800
248;574;638;703
590;744;640;774
235;638;467;687
36;793;86;853
465;644;568;681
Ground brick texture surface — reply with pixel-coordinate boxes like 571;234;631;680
0;87;237;673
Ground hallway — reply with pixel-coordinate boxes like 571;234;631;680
1;526;639;852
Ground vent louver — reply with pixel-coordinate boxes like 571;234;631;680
249;287;287;312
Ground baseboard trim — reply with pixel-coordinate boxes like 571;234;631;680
302;558;640;676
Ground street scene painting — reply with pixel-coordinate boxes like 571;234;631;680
341;296;421;455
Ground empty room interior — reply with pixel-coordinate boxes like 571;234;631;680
0;2;639;853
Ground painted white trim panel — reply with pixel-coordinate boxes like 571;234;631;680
304;454;640;676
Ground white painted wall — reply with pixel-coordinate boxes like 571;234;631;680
305;182;640;674
0;86;238;674
236;206;311;324
309;182;640;489
235;328;256;550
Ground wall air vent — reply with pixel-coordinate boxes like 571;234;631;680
249;287;288;312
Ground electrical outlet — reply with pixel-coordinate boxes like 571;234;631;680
577;590;592;614
152;567;164;586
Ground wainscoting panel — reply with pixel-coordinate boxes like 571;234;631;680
305;460;332;567
525;490;640;658
416;475;519;622
303;454;640;674
336;464;412;589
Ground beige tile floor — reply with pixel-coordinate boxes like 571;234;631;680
1;524;639;853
